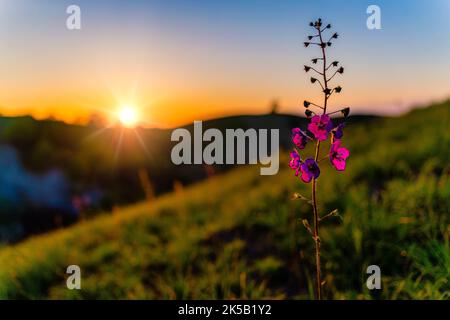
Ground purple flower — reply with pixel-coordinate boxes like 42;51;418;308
333;123;345;140
292;128;308;149
289;151;301;176
329;140;350;171
300;158;320;183
308;115;333;141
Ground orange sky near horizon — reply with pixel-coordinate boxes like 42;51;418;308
1;69;446;128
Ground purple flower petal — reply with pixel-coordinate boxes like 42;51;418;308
300;158;320;183
329;140;350;171
308;114;333;141
333;123;345;139
291;127;308;149
289;151;302;176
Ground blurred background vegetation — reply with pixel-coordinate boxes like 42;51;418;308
0;101;448;299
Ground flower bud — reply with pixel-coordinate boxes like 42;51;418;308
303;100;311;108
304;65;311;72
341;107;350;117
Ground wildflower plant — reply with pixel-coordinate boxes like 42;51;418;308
291;18;350;299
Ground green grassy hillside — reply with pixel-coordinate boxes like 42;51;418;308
0;102;448;299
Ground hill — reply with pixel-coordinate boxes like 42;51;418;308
0;102;448;299
0;111;377;242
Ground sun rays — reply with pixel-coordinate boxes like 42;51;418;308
118;106;139;128
82;102;153;165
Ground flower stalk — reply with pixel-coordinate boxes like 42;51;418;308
290;18;351;300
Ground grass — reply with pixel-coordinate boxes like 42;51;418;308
0;101;448;299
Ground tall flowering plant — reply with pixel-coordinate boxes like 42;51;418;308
290;18;350;299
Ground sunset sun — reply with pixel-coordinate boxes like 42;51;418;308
118;106;138;128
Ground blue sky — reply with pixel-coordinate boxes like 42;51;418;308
1;0;449;126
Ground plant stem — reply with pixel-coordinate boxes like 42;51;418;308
310;24;330;300
311;154;322;300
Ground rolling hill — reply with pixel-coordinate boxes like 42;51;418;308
0;111;377;242
0;101;448;299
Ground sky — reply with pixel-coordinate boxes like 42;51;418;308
1;0;449;127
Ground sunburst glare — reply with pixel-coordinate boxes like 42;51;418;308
118;105;139;128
